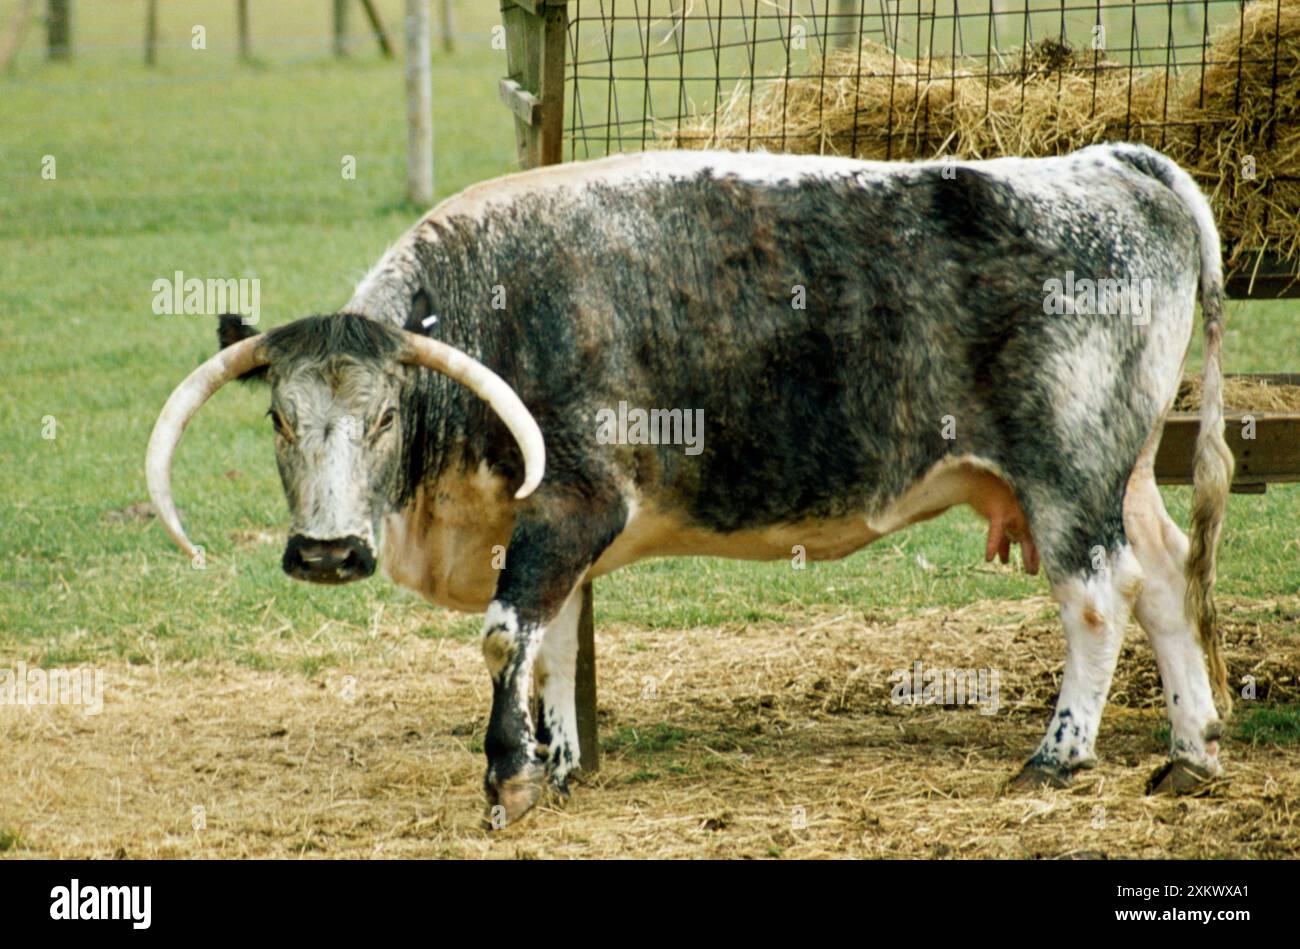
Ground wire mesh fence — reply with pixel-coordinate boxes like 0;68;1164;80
562;0;1299;277
563;0;1287;158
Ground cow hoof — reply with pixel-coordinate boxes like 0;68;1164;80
1144;759;1220;796
1006;762;1072;793
548;774;572;801
483;760;545;830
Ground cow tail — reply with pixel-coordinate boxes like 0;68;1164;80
1186;228;1234;718
1159;152;1235;717
1110;144;1234;716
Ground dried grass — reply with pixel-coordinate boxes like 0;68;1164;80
666;2;1300;275
1176;374;1300;412
2;595;1296;858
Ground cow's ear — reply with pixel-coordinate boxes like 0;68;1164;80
403;288;434;334
217;314;269;383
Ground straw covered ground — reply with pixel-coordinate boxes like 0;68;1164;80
2;594;1297;859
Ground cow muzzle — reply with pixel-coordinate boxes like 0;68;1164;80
282;534;376;584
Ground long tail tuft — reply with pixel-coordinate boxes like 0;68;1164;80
1186;275;1234;716
1109;143;1234;716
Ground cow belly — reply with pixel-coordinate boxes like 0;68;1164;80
590;454;1023;578
381;455;1025;609
589;510;881;575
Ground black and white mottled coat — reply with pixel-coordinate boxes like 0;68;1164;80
217;144;1233;823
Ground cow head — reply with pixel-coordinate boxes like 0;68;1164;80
145;312;544;585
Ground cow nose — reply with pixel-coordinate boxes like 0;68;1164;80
282;534;376;584
299;541;351;568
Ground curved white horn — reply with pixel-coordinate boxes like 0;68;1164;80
145;335;268;558
398;332;545;499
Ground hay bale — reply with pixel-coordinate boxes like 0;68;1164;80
665;2;1300;274
1175;375;1300;412
668;38;1169;160
1180;0;1300;273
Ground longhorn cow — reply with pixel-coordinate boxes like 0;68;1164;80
147;144;1233;826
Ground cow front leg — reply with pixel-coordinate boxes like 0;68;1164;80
534;590;583;796
1011;545;1142;790
480;501;624;828
481;600;549;827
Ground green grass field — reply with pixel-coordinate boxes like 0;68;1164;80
2;0;1297;679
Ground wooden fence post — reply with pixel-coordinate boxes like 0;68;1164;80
333;0;349;57
237;0;251;61
498;0;567;169
47;0;71;61
404;0;433;206
438;0;454;53
144;0;158;65
831;0;856;49
498;2;596;772
575;583;598;773
0;0;37;72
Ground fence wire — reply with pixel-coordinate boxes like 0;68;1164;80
564;0;1286;159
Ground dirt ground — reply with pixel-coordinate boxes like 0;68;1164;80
1;595;1297;859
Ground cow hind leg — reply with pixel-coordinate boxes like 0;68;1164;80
1010;493;1144;790
1124;469;1224;793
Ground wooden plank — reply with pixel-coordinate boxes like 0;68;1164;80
501;0;565;15
1219;373;1300;387
831;0;857;49
576;582;599;774
1155;414;1300;488
498;78;541;126
500;3;530;165
1156;373;1300;490
1225;251;1300;299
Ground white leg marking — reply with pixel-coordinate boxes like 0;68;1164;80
481;600;546;794
481;601;521;678
1034;545;1144;771
535;591;583;787
1125;475;1223;772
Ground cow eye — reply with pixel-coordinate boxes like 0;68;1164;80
269;409;292;440
375;407;396;433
